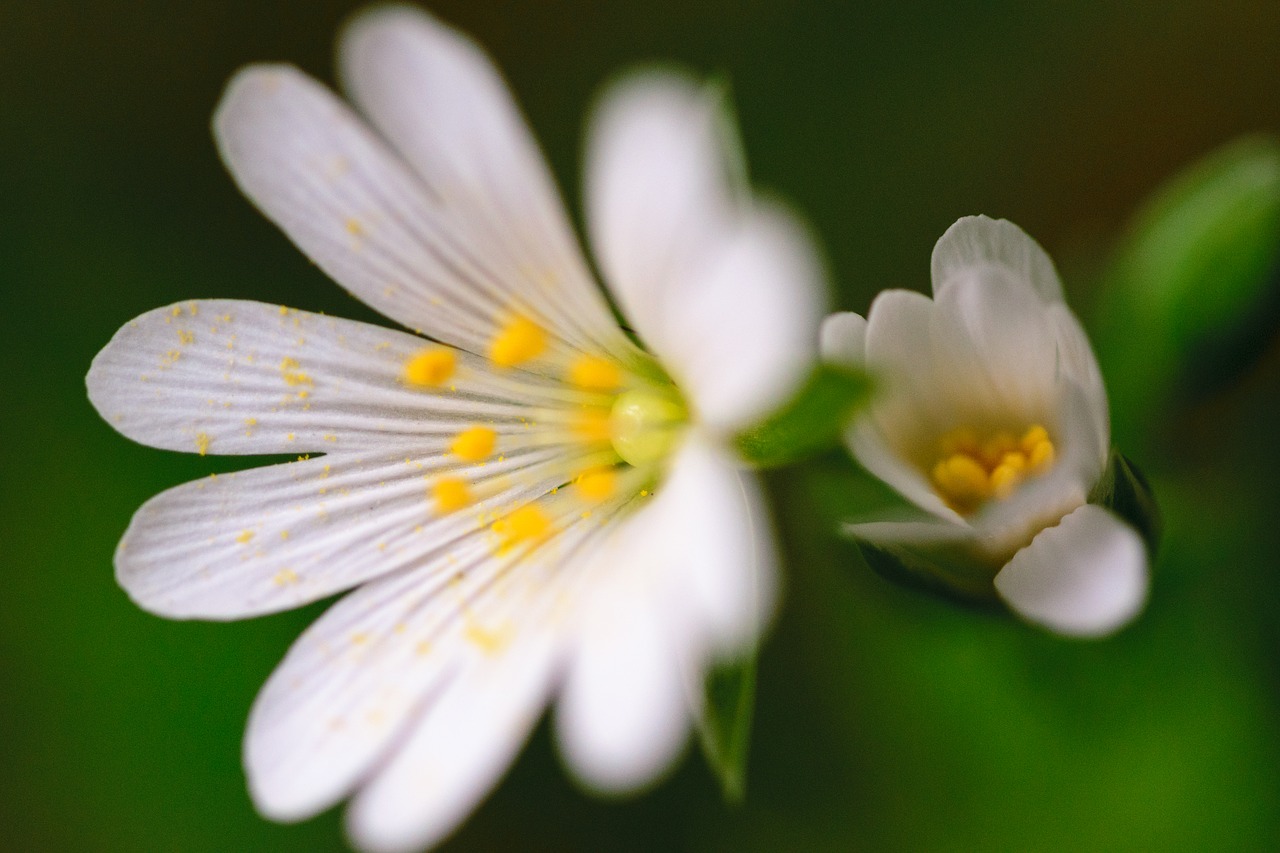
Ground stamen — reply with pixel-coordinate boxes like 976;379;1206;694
493;504;553;549
567;355;622;390
574;467;617;502
432;477;472;513
932;454;990;507
451;426;496;462
489;316;546;368
572;410;614;444
404;346;456;387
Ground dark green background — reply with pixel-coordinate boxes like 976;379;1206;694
4;1;1280;850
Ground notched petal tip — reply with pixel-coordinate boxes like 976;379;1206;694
994;504;1149;638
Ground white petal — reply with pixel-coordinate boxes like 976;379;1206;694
246;519;590;824
994;504;1148;637
819;311;868;370
662;202;826;431
345;626;557;853
929;266;1060;424
214;66;607;359
844;516;970;547
1050;304;1110;458
87;300;573;456
555;435;772;791
114;447;567;620
585;72;738;335
930;215;1063;304
337;7;629;359
555;585;691;794
585;73;823;431
848;418;963;523
862;288;949;437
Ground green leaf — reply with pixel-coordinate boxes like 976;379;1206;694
734;365;871;468
1095;136;1280;438
1090;450;1162;557
698;656;756;804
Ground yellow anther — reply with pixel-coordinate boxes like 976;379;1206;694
404;347;456;387
999;450;1027;473
1020;424;1050;455
451;426;496;462
488;316;546;368
572;410;614;444
567;355;622;390
990;463;1025;499
574;467;617;502
493;504;553;548
932;454;991;507
1027;437;1056;472
432;477;472;513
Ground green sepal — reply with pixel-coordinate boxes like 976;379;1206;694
697;655;756;805
1089;449;1162;557
854;539;1000;608
733;365;871;468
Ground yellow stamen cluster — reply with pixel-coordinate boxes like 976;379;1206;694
931;424;1056;513
404;347;456;387
398;314;691;559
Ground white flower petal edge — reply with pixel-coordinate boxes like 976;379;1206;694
993;504;1148;637
88;6;823;851
823;216;1148;637
585;74;826;432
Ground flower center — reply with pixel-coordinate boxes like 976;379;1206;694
608;388;688;467
930;424;1055;514
401;314;689;558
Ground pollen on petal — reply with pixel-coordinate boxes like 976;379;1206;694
567;355;622;390
404;347;456;387
489;316;546;368
432;477;472;513
574;467;617;502
451;426;496;461
195;432;211;456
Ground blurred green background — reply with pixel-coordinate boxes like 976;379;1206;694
4;0;1280;850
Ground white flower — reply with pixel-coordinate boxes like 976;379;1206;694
86;7;824;852
821;216;1148;637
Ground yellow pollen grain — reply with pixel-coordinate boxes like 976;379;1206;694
567;355;622;390
493;504;553;548
403;347;456;387
272;568;299;586
178;329;195;345
574;467;617;502
235;530;255;544
488;316;546;368
345;217;364;236
451;426;496;462
432;477;473;513
195;432;211;456
464;623;510;656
